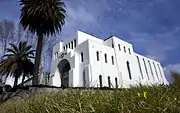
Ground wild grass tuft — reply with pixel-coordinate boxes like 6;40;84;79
0;86;180;113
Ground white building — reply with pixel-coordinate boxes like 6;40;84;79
50;31;169;88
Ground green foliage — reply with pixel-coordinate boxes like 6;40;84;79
0;86;180;113
0;41;35;87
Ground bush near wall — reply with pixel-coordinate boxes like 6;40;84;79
172;72;180;87
0;85;180;113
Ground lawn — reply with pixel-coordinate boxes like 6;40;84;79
0;85;180;113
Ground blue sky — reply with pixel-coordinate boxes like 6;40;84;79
0;0;180;81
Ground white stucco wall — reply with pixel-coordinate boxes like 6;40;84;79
50;31;169;88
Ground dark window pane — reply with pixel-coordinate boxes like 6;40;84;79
99;75;102;88
108;76;111;88
96;51;99;61
112;56;114;65
127;61;132;80
81;52;83;62
105;54;107;63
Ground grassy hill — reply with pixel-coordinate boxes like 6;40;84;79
0;85;180;113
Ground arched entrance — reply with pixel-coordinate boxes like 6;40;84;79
58;59;71;87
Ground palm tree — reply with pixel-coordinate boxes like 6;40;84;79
0;41;35;87
19;0;66;85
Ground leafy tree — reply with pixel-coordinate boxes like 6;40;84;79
0;20;14;55
171;72;180;87
19;0;66;85
0;20;14;85
0;41;35;87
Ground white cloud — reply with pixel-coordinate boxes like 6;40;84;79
130;27;180;62
165;64;180;73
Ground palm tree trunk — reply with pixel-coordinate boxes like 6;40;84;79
21;75;25;87
13;77;18;88
32;34;44;85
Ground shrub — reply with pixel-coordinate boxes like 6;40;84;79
4;85;12;92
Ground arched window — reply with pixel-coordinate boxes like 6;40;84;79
112;44;114;48
143;58;150;80
104;54;107;63
68;43;70;48
81;52;83;62
66;44;68;49
124;46;126;53
126;61;132;80
96;51;99;61
148;60;155;80
112;39;114;48
153;62;159;81
108;76;111;88
111;56;114;65
99;75;102;88
118;44;121;51
128;48;131;54
137;56;143;79
83;69;86;87
115;77;118;88
74;39;76;48
71;41;73;49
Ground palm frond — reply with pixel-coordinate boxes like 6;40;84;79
19;0;66;36
9;43;19;54
5;48;18;55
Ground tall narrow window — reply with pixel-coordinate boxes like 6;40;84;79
104;54;107;63
68;43;70;48
99;75;102;88
153;62;159;81
63;46;65;50
81;52;83;62
127;61;132;80
71;41;73;49
118;44;121;51
96;51;99;61
115;77;118;88
137;56;143;79
124;46;126;53
74;39;76;48
108;76;111;88
157;64;163;80
112;39;114;48
111;56;114;65
128;48;131;54
148;61;155;80
143;58;150;80
112;44;114;48
66;44;68;49
83;69;86;87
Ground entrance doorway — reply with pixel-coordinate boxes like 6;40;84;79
58;59;71;87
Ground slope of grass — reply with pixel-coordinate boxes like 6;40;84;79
0;85;180;113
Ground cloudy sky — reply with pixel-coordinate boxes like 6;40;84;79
0;0;180;81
